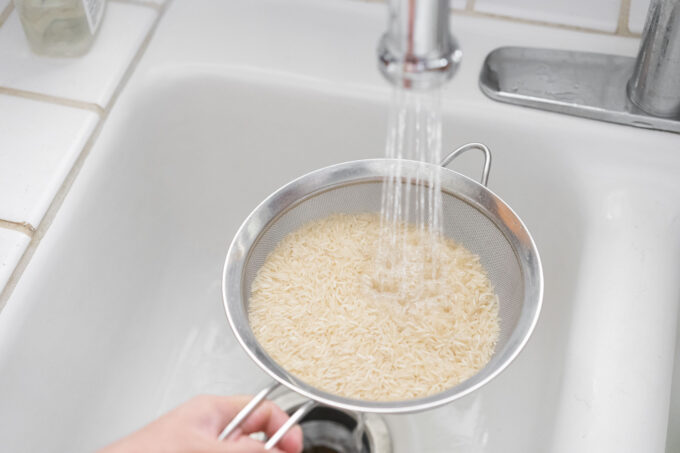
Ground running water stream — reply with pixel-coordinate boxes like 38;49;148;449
376;87;444;296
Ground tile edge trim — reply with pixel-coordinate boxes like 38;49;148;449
0;2;13;28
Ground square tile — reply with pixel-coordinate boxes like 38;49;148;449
0;228;30;293
475;0;621;32
629;0;650;34
0;2;157;108
0;94;98;227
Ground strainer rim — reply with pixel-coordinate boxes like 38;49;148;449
221;158;543;414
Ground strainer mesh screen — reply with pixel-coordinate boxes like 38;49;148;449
242;180;523;358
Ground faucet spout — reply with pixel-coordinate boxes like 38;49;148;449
378;0;462;90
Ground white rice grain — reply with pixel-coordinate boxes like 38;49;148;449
249;213;499;401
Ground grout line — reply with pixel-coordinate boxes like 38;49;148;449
109;0;162;11
616;0;637;37
0;1;14;27
0;2;167;309
0;87;104;115
0;219;34;237
452;8;642;37
465;0;475;13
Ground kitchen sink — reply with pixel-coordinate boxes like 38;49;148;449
0;1;678;452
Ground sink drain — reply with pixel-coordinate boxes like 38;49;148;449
272;393;392;453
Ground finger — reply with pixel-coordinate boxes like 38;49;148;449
205;395;303;453
207;396;287;439
193;395;257;436
276;424;303;453
220;437;285;453
239;402;303;453
210;395;254;423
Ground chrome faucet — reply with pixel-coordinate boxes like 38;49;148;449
479;0;680;133
628;0;680;118
378;0;462;90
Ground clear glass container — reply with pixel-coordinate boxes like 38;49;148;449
14;0;106;57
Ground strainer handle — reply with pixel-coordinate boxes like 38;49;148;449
264;400;316;450
217;381;316;450
440;143;492;187
218;382;281;441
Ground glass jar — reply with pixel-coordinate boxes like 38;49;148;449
14;0;106;57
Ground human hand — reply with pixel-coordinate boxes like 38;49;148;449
98;395;303;453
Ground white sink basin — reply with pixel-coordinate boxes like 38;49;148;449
0;1;679;452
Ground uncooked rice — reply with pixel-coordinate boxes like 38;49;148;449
249;213;499;401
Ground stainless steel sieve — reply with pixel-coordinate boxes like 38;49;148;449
219;143;543;449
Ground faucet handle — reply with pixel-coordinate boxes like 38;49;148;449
627;0;680;118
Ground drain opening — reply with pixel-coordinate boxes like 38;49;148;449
299;407;369;453
273;393;392;453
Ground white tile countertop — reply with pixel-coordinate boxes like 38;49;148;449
0;0;165;302
0;4;156;107
0;0;655;304
0;95;98;227
0;227;29;291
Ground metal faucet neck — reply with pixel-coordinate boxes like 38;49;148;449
628;0;680;118
378;0;461;90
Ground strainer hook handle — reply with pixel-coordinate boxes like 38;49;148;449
217;381;316;450
217;382;279;441
264;399;316;449
440;143;492;187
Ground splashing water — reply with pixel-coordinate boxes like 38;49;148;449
376;87;444;298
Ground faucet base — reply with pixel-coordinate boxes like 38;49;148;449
479;47;680;134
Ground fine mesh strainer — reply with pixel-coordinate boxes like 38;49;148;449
219;143;543;449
